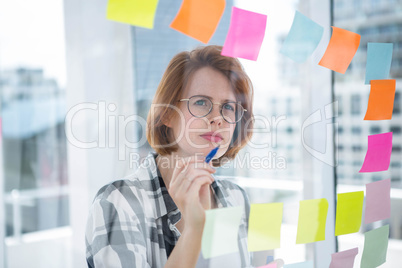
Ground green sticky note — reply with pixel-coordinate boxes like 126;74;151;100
361;225;389;268
106;0;159;29
201;206;243;259
248;203;283;252
296;198;328;244
335;191;364;236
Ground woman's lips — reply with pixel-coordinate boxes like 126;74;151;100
200;135;223;142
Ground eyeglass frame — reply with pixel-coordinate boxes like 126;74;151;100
178;95;247;124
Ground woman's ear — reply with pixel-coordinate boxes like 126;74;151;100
161;114;172;128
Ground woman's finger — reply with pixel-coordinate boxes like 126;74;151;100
170;157;215;188
173;156;215;176
186;176;213;202
171;169;212;198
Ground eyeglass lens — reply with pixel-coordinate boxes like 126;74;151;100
188;96;243;123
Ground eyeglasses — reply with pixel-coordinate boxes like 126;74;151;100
178;95;247;124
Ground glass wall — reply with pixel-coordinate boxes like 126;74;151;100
333;0;402;266
3;0;401;267
0;0;70;267
131;0;234;161
129;0;335;266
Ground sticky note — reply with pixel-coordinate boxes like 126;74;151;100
365;178;391;224
201;206;243;258
364;79;396;120
266;256;274;264
335;191;364;236
106;0;159;29
170;0;225;44
365;43;393;84
280;11;324;63
248;203;283;251
296;198;328;244
257;263;277;268
329;247;358;268
361;225;389;268
221;7;267;61
284;261;314;268
318;26;361;74
359;132;393;173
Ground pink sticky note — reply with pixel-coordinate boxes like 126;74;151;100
329;248;358;268
365;178;391;224
257;263;277;268
221;7;267;61
359;132;392;172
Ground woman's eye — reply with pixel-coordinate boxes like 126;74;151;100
194;99;207;106
223;103;235;111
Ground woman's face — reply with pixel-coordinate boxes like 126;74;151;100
168;67;237;160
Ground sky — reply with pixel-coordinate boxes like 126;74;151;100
0;0;297;91
0;0;67;87
234;0;298;112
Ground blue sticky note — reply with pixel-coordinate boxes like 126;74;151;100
280;11;324;63
284;261;314;268
266;256;274;264
365;43;393;84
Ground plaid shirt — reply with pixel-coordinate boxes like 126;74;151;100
86;152;253;268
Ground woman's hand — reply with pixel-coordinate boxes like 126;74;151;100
169;156;216;231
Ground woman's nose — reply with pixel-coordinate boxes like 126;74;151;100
208;105;223;125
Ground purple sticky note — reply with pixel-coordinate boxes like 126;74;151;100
365;178;391;224
359;132;392;172
329;248;358;268
221;7;267;61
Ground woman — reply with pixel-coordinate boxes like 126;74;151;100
86;45;254;268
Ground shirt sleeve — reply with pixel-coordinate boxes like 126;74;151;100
85;191;152;268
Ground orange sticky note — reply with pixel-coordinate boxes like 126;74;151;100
364;79;396;120
318;26;361;74
170;0;226;44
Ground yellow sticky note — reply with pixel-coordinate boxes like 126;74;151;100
335;191;364;236
248;203;283;252
106;0;159;29
296;198;328;244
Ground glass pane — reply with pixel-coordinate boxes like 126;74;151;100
0;0;69;265
132;0;330;266
333;0;402;266
223;0;306;264
131;0;233;160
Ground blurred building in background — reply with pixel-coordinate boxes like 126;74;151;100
275;0;402;188
333;0;402;242
332;0;402;188
0;68;69;237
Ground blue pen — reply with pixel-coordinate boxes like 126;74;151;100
205;145;220;164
